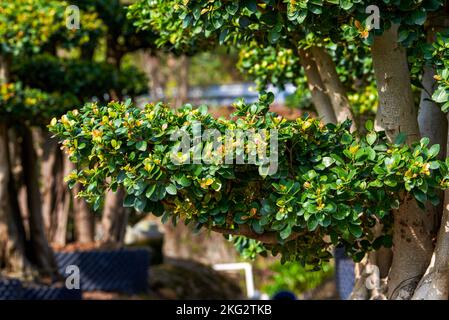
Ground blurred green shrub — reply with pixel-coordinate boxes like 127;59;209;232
263;261;334;297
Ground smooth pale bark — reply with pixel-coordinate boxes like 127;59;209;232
412;113;449;300
372;24;434;299
372;26;421;144
350;245;390;300
297;48;337;124
418;66;448;155
101;188;128;245
21;127;57;277
310;46;355;130
411;15;449;301
349;258;370;300
417;64;446;251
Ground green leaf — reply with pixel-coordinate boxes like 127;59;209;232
442;101;449;112
177;175;191;187
429;161;440;169
341;132;353;145
366;132;377;146
349;224;363;238
219;28;229;44
137;141;147;151
339;0;353;10
268;29;281;43
307;217;319;231
428;144;440;158
413;189;427;204
226;3;239;15
420;137;430;147
369;180;383;188
123;194;136;208
394;132;407;145
384;179;397;187
146;184;157;198
365;120;374;131
398;28;409;42
234;212;248;224
280;225;292;239
166;183;177;195
296;10;307;23
433;87;449;103
322;156;335;168
410;9;427;25
135;197;147;212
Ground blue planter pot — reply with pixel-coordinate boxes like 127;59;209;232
0;278;81;300
55;248;151;294
0;278;23;300
334;247;355;300
22;283;82;300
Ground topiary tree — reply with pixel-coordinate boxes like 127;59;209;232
0;0;84;279
0;0;149;278
125;0;449;300
50;0;449;299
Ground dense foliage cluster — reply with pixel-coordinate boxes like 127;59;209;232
429;31;449;112
237;43;302;89
0;0;103;55
128;0;443;49
0;82;77;124
0;55;148;125
11;54;148;102
50;94;449;264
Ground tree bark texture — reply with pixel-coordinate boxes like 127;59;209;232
0;123;30;277
21;127;58;278
372;24;434;299
101;188;128;245
298;48;338;124
310;46;355;130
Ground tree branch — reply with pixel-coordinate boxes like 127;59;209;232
211;224;301;245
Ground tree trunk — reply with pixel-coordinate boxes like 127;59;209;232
372;24;434;300
412;112;449;300
0;54;11;84
310;46;355;130
297;48;337;124
142;51;166;101
80;45;95;61
175;55;190;107
7;129;30;237
418;65;448;154
0;123;31;277
40;130;58;237
0;56;32;277
418;64;446;239
51;155;72;246
106;36;124;70
21;127;58;278
101;188;128;245
410;13;449;301
350;222;392;300
73;182;95;244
